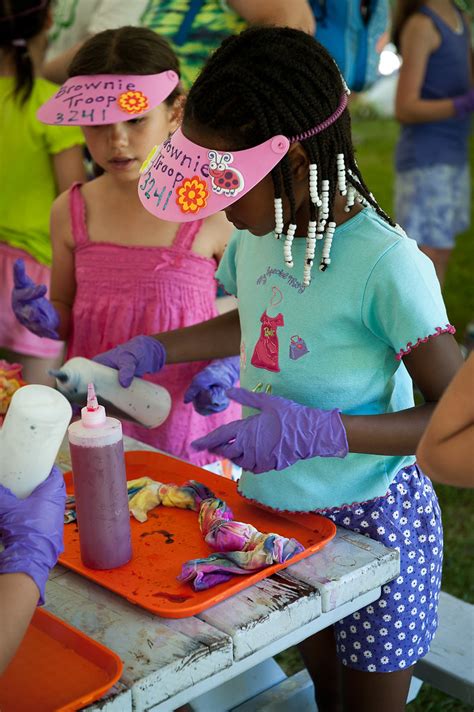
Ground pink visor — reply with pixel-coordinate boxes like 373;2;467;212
37;71;179;126
137;128;290;222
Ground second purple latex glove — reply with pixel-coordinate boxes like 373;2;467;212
93;335;167;388
453;88;474;118
192;387;348;474
11;258;60;339
183;356;240;415
0;466;66;604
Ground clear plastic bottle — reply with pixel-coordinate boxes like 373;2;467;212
0;385;72;498
51;356;171;428
68;383;132;569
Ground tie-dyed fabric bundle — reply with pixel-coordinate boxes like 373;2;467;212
128;477;304;591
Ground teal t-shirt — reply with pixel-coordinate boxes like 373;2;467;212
216;208;452;512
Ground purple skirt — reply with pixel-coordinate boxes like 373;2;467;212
319;464;443;672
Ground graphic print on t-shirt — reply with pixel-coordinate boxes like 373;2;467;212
251;310;285;372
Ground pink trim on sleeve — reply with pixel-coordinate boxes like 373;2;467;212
216;279;235;298
395;324;456;361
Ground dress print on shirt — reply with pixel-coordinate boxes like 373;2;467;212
251;311;285;372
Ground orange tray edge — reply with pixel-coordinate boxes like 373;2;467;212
60;450;337;618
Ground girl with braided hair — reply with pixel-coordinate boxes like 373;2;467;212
95;26;463;710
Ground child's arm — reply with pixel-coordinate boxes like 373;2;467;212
156;309;241;363
416;353;474;487
229;0;316;35
395;13;469;123
52;145;86;194
342;333;464;455
0;573;39;675
49;191;77;341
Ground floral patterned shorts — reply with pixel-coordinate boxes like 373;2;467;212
319;464;443;672
395;163;470;249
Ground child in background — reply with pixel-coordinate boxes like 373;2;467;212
0;0;85;384
393;0;473;285
12;26;241;469
95;27;463;710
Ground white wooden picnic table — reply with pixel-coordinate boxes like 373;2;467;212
47;436;400;712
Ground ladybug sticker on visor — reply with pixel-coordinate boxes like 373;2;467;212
208;150;244;197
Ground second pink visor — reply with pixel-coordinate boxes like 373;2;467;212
138;128;290;222
37;71;179;126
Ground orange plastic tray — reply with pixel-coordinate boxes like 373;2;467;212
60;451;336;618
0;608;123;712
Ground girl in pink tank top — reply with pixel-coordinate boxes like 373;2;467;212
66;183;240;465
15;28;240;467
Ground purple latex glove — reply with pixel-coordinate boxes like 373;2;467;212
93;334;167;388
183;356;240;415
453;88;474;118
0;467;66;604
11;258;60;339
192;387;348;474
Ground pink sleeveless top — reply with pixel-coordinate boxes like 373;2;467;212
67;183;240;465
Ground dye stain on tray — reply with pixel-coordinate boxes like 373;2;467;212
60;450;336;618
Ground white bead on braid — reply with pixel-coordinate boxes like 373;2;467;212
274;197;283;239
344;183;357;212
319;220;336;271
336;153;347;196
309;163;322;208
283;223;297;268
303;219;317;286
317;179;330;237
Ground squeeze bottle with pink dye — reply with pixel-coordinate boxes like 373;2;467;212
67;383;132;569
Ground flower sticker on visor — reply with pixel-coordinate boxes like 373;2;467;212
138;128;290;223
176;176;209;214
118;89;149;114
37;71;179;126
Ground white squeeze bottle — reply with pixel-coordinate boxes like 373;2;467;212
51;356;171;428
0;385;72;498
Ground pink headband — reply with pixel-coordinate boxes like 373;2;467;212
37;71;179;126
289;93;348;144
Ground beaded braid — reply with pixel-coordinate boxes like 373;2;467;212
185;26;395;283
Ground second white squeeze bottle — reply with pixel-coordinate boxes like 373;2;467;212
51;356;171;428
0;385;72;498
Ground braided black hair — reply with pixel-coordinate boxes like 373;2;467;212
185;26;394;230
0;0;51;104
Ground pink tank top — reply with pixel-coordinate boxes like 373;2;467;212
67;182;240;465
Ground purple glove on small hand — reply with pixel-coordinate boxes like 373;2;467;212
183;356;240;415
192;387;348;474
93;334;167;388
11;258;60;339
453;88;474;118
0;466;66;604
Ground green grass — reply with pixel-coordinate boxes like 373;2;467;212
275;117;474;710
